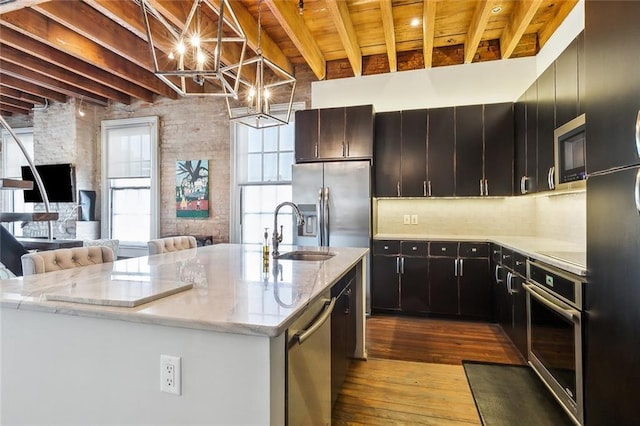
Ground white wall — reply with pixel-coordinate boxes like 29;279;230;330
312;0;585;111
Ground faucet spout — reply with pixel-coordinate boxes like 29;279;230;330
272;201;304;256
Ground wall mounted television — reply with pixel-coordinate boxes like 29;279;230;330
20;163;76;203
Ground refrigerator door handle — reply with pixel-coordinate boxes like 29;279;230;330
634;169;640;214
323;187;330;246
635;109;640;160
317;188;324;246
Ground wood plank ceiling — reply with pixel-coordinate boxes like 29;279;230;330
0;0;579;116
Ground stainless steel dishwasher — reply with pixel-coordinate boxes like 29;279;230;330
287;290;335;425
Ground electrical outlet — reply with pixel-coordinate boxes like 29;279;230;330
411;214;418;225
403;214;411;225
160;354;181;395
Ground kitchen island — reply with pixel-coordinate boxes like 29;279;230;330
0;243;368;425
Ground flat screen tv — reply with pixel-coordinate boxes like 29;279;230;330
21;163;76;203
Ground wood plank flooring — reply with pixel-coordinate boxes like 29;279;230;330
332;315;526;425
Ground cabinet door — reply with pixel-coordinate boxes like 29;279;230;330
427;107;455;197
319;107;345;159
371;255;400;311
577;31;585;117
555;37;579;128
524;82;538;193
511;274;528;358
401;109;428;197
537;65;555;192
586;166;640;425
459;258;491;319
345;105;374;159
400;257;429;313
294;109;319;162
514;96;527;194
455;105;484;196
586;2;640;173
331;282;348;407
428;257;458;315
484;103;514;196
374;112;402;197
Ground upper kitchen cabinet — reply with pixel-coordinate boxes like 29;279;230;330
522;81;538;194
374;111;402;197
537;64;556;193
455;105;484;197
483;103;514;196
401;109;428;197
585;2;640;174
427;107;456;197
555;36;579;128
295;105;374;163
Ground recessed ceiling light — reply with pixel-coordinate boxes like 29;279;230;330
491;6;502;13
411;17;420;27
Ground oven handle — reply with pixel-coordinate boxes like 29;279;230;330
523;282;579;323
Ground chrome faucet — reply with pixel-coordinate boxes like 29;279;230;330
272;201;304;256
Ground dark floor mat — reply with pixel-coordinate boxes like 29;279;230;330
462;361;575;426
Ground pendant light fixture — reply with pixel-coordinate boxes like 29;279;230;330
140;0;247;97
224;0;296;129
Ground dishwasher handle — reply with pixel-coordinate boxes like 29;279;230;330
295;297;336;344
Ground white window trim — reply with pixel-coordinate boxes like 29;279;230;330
101;116;159;257
229;102;305;244
1;127;34;235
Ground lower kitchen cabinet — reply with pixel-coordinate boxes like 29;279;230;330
458;258;491;318
427;257;458;315
331;269;356;407
371;254;400;311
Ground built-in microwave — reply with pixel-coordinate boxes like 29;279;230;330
554;113;586;191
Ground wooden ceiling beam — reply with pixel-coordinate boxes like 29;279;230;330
0;7;177;99
0;61;109;106
0;0;48;14
0;25;151;103
500;0;544;59
0;105;23;115
326;0;362;77
0;44;131;105
465;0;500;64
0;74;68;104
538;0;579;48
380;0;397;72
423;0;437;69
0;86;46;105
264;0;325;80
0;95;32;111
0;110;14;117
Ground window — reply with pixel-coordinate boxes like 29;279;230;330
231;103;303;245
101;117;159;257
1;128;34;236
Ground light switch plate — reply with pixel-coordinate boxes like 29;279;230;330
403;214;411;225
411;214;418;225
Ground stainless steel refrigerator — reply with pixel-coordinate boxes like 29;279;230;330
292;160;372;310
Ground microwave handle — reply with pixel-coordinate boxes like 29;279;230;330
635;110;640;160
634;169;640;214
548;166;555;190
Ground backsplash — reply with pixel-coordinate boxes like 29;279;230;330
375;190;585;248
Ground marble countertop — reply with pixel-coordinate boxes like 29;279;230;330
0;244;368;337
374;233;586;276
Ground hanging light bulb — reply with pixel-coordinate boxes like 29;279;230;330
190;34;200;48
77;96;85;117
176;40;186;55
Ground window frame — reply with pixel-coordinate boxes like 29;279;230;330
1;127;34;236
101;116;159;257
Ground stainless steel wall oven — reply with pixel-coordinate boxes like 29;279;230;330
524;260;585;425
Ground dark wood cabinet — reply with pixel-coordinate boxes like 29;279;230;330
555;37;579;128
427;107;455;197
331;269;357;407
374;112;401;197
294;109;318;162
523;81;538;194
399;241;429;313
585;3;640;174
577;31;585;117
458;257;491;318
295;105;374;163
401;109;428;197
484;103;514;196
427;257;458;315
537;64;556;193
514;95;527;195
455;105;484;196
371;253;400;311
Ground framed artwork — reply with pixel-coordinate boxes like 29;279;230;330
176;160;209;218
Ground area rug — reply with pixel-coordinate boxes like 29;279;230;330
462;361;574;426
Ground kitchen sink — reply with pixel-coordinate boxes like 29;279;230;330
275;251;335;261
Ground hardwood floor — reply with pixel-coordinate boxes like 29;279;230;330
332;315;525;425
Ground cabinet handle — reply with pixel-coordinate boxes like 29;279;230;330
635;110;640;160
495;265;503;283
400;257;405;274
423;181;427;197
479;179;484;196
428;181;432;197
397;181;400;197
506;272;513;295
314;144;318;158
635;169;640;214
342;141;346;157
396;257;400;274
548;167;555;190
346;141;349;157
520;176;528;194
484;179;489;196
454;259;458;277
459;258;464;276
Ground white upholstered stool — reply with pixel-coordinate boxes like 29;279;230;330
21;246;115;276
147;236;197;255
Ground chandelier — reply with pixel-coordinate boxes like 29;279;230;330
140;0;247;97
224;0;296;129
